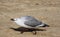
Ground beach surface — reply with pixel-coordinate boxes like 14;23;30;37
0;0;60;37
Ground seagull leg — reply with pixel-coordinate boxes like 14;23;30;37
32;31;37;35
30;28;37;35
34;31;37;35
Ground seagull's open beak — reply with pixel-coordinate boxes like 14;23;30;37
11;18;15;21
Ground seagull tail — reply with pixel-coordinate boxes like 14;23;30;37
41;23;49;27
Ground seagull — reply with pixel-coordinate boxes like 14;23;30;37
11;16;49;34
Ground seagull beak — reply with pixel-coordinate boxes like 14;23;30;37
42;24;49;27
10;18;15;21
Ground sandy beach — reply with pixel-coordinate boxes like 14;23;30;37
0;0;60;37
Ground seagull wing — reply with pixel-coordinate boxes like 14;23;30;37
24;18;42;27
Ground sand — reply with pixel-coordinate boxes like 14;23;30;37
0;0;60;37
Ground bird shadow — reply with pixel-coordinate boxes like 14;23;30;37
10;27;46;34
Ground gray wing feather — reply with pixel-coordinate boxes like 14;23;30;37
24;18;42;27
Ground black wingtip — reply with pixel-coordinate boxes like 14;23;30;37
42;24;49;27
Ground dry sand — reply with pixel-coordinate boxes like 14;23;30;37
0;0;60;37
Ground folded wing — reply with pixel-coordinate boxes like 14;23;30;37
24;18;42;27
